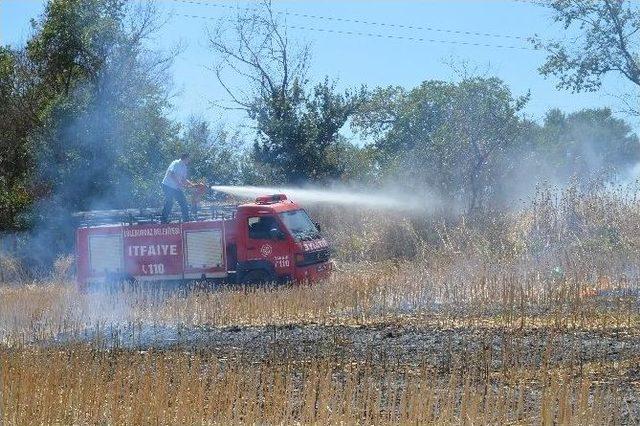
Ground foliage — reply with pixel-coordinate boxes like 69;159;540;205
0;184;31;230
529;108;640;183
26;0;179;211
171;117;245;186
251;78;366;183
533;0;639;95
26;0;127;94
0;0;178;233
355;77;529;210
0;47;43;230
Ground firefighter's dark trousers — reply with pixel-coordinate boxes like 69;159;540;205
161;184;190;222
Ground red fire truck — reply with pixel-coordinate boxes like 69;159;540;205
75;194;332;286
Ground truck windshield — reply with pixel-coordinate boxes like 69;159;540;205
279;210;320;241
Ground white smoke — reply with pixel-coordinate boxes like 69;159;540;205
211;185;442;212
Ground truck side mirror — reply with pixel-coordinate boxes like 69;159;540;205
269;228;285;240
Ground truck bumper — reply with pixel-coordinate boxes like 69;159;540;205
295;261;333;283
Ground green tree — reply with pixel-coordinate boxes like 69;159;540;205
533;0;639;112
27;0;126;96
0;0;186;267
0;48;42;229
356;78;528;210
532;108;640;183
25;0;178;211
250;78;365;182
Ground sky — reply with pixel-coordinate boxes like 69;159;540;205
1;0;638;135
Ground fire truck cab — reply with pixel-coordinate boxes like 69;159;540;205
75;194;332;286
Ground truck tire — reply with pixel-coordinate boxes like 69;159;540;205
242;269;272;285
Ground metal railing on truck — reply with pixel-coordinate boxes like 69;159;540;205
72;203;237;227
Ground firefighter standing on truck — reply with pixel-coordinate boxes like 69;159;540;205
161;153;194;223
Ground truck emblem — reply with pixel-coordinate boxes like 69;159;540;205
260;243;273;257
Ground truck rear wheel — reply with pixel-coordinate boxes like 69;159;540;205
242;269;272;285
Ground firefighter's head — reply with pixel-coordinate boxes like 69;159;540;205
180;153;191;164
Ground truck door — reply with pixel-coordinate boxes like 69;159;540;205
244;215;292;278
182;221;227;280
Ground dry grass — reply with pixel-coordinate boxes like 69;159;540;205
0;254;28;283
1;346;631;424
1;188;640;424
1;258;638;347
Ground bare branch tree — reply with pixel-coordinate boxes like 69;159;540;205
206;1;364;183
207;0;309;112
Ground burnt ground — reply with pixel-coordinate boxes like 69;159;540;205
49;322;640;372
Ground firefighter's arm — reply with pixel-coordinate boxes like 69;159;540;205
168;170;193;188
